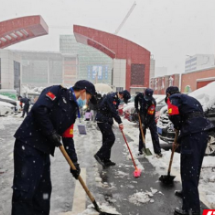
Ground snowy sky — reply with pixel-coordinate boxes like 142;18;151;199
1;0;215;74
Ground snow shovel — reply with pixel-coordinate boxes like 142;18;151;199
121;130;141;178
159;130;179;185
59;145;119;215
138;113;152;155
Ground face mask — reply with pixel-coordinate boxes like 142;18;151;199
77;92;87;108
82;92;87;108
144;96;149;101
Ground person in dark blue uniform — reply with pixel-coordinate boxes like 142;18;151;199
135;88;162;157
18;96;30;117
165;86;214;215
12;80;97;215
94;90;131;167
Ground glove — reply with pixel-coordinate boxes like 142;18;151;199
49;131;62;147
70;162;81;179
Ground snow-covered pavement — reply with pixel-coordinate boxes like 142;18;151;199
0;115;214;215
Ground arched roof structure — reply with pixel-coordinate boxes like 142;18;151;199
73;25;150;90
0;15;48;48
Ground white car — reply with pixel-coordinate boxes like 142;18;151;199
0;101;15;116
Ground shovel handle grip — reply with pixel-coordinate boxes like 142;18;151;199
167;130;179;173
59;145;96;205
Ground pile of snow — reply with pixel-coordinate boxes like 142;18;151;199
189;81;215;111
129;188;159;205
129;192;151;205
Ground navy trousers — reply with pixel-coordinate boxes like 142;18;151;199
22;105;29;117
180;132;208;212
96;122;115;161
139;120;161;154
12;140;52;215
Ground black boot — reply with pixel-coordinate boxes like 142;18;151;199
174;207;189;215
191;210;200;215
175;190;183;198
104;160;116;167
94;154;105;166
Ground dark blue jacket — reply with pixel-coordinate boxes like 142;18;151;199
20;97;30;109
96;92;122;124
135;93;156;126
168;93;214;136
14;85;79;161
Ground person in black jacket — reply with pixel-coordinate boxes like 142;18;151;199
12;80;97;215
135;88;162;157
18;96;30;117
166;86;214;215
94;90;131;167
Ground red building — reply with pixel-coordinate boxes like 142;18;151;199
181;68;215;92
73;25;150;92
151;74;180;95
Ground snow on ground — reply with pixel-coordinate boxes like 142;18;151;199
0;114;23;130
129;187;159;205
1;113;214;212
122;118;215;209
76;203;121;215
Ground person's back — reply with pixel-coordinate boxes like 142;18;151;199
166;86;215;215
169;93;213;135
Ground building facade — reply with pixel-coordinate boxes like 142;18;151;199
60;35;113;86
14;50;64;87
0;49;21;94
185;54;214;73
181;67;215;92
73;25;151;93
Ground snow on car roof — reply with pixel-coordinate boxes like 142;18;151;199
189;81;215;111
159;81;215;114
0;94;16;102
0;101;14;107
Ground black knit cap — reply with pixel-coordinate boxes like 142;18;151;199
121;90;131;104
144;88;153;100
166;86;179;95
73;80;97;104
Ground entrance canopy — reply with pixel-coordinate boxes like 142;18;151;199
73;25;150;90
0;15;48;48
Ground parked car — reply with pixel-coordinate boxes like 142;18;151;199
0;94;17;106
123;95;166;123
157;82;215;155
0;101;15;116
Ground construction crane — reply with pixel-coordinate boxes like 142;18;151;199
114;1;136;35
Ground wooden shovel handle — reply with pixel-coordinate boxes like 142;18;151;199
59;145;96;203
121;130;138;169
138;113;146;146
167;130;179;174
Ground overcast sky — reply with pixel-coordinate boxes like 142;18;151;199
1;0;215;74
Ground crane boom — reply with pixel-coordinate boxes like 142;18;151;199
115;2;136;35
